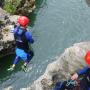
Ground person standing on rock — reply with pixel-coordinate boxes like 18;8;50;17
71;51;90;90
8;16;34;72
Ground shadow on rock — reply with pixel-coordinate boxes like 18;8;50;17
85;0;90;7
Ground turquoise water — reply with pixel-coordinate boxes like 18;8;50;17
1;0;90;89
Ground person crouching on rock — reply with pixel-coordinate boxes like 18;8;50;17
71;51;90;90
8;16;34;71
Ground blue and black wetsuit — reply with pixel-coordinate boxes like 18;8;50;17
77;66;90;90
13;25;34;64
54;67;90;90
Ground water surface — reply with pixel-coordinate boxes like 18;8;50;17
0;0;90;89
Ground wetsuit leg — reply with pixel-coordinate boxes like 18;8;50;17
13;56;20;64
79;77;88;90
26;50;34;63
87;80;90;90
54;81;66;90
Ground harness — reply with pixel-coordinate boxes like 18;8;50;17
14;27;29;52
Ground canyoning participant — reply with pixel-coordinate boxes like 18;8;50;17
54;51;90;90
71;51;90;90
8;16;34;72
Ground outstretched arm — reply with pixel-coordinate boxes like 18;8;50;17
25;31;34;43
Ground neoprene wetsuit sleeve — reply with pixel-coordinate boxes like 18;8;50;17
25;31;34;43
11;25;20;33
77;66;90;75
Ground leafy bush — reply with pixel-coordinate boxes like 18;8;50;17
3;0;21;14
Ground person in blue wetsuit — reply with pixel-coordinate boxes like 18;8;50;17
8;16;34;71
71;51;90;90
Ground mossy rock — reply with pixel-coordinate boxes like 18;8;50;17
3;0;21;14
0;20;3;24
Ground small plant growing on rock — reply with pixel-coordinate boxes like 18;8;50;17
3;0;21;14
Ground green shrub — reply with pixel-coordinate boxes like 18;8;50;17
3;0;21;14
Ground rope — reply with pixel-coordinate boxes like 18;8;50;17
66;77;83;87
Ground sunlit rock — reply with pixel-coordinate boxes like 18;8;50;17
0;8;19;57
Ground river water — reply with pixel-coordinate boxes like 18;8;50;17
0;0;90;89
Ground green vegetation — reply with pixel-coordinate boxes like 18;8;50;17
0;20;3;24
3;0;21;14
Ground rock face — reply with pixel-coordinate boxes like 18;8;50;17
3;0;36;15
0;8;19;57
21;42;90;90
0;0;36;57
16;0;36;15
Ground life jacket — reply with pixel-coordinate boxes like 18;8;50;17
14;27;29;52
